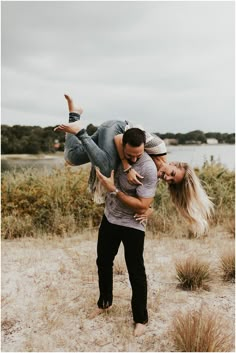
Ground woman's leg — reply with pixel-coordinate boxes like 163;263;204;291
64;128;99;166
64;134;90;166
77;120;126;176
55;95;127;175
56;120;126;176
60;95;88;165
60;95;98;166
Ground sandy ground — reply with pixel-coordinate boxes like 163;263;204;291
1;229;235;352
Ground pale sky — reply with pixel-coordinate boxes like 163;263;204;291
1;1;235;133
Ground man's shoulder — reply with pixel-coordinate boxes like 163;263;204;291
135;153;157;197
139;152;156;171
135;153;157;183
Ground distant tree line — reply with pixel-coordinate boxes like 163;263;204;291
155;130;235;145
1;124;235;154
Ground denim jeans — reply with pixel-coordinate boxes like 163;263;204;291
96;215;148;324
64;120;127;177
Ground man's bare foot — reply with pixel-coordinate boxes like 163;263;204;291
134;323;146;337
64;94;83;115
88;306;112;319
54;121;82;134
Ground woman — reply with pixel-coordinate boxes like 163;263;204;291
55;95;214;234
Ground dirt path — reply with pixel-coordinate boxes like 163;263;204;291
1;231;235;352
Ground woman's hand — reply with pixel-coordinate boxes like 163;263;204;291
127;168;144;185
134;207;154;224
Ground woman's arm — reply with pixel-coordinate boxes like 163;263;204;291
96;168;153;213
114;134;144;185
134;207;154;225
114;134;130;170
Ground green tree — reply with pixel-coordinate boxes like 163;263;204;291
184;130;206;144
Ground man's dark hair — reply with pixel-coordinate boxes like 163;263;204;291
122;128;146;147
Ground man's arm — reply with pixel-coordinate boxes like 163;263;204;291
115;191;153;214
96;168;153;213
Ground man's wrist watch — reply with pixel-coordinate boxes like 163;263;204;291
110;188;119;196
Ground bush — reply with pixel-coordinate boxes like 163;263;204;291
1;163;235;238
1;167;104;238
175;257;210;290
198;163;235;230
172;308;233;352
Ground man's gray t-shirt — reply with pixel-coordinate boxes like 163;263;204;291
104;152;157;231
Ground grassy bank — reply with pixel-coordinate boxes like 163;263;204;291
1;163;235;239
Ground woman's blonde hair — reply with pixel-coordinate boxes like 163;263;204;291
168;162;214;235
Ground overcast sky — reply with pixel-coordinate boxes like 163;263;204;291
1;1;235;133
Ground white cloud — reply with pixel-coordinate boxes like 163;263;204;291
1;1;235;133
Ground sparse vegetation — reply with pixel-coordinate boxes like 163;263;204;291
172;308;233;352
114;256;127;275
175;257;211;290
1;229;234;351
220;249;235;282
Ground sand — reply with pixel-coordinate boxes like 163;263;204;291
1;229;235;352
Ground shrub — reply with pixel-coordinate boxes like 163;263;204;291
172;308;233;352
198;163;235;229
175;257;210;290
149;181;180;235
220;249;235;282
1;163;235;238
1;167;104;238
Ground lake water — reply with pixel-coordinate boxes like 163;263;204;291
167;144;235;170
1;144;235;172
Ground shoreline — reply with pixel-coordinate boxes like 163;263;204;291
1;143;234;159
1;152;64;160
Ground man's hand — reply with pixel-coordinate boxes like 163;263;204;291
96;168;116;192
96;167;154;214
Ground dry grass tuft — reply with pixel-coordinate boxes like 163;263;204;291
1;318;20;336
220;249;235;282
2;213;35;239
172;308;233;352
175;257;210;290
225;218;235;237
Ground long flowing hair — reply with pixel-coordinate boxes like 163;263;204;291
168;162;214;235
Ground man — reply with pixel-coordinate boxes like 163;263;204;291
94;128;157;337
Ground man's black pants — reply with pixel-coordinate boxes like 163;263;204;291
96;215;148;324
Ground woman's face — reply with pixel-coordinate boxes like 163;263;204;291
157;163;185;184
